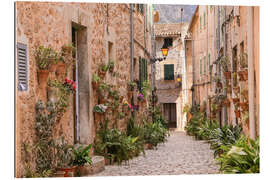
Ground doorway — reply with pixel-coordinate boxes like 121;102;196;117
163;103;177;128
72;22;90;144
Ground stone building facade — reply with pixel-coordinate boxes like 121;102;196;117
153;23;189;131
185;5;259;138
15;2;153;177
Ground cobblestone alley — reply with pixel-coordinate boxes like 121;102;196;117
93;131;220;176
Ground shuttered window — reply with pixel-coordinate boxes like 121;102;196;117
17;43;28;91
139;58;148;90
164;64;174;80
200;58;202;75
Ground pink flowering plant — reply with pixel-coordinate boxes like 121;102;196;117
137;93;145;101
64;77;76;93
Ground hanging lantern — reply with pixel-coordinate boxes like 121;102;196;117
177;75;182;82
161;48;168;57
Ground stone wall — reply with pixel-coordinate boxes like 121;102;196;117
15;2;152;177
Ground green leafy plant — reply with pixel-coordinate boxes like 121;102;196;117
72;144;92;166
216;136;259;173
219;55;231;72
35;46;59;70
92;74;100;83
108;60;115;72
127;81;137;91
141;80;151;97
183;103;191;113
93;104;107;113
100;63;109;72
239;52;248;69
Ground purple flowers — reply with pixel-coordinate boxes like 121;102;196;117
137;93;145;101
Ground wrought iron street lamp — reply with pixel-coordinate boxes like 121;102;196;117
150;47;169;64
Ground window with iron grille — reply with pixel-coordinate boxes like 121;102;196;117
17;43;28;91
164;64;174;80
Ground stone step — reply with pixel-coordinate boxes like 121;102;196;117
80;155;105;176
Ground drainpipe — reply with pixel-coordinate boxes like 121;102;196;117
130;4;134;81
191;36;195;106
247;7;255;139
224;7;228;125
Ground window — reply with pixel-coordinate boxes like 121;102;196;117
108;41;114;61
204;12;206;27
204;56;206;74
208;53;211;69
137;4;144;15
200;16;202;30
200;58;202;75
17;43;28;91
139;58;148;89
164;64;174;80
164;38;173;47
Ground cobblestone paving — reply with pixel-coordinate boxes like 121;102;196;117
94;131;220;176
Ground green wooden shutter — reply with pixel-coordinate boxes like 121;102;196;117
164;64;174;80
200;58;202;75
144;59;148;81
139;58;143;89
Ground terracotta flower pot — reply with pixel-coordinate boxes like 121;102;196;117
240;102;249;111
147;143;153;149
37;69;49;88
92;81;99;90
57;166;76;177
222;99;230;107
234;110;241;118
233;86;240;94
49;63;58;72
232;98;240;104
217;82;223;88
98;70;106;79
56;62;66;76
223;71;231;80
238;69;248;81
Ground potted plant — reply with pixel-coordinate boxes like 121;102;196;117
98;63;109;79
92;74;100;90
108;60;115;73
241;89;249;101
61;44;76;67
72;144;93;177
232;97;240;104
222;98;230;107
127;81;137;92
137;93;145;101
219;56;231;80
233;86;240;94
234;109;241;118
35;46;54;88
54;137;76;177
238;53;248;81
240;102;249;111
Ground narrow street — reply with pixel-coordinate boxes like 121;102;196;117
93;131;219;176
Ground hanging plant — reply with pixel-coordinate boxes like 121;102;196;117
35;46;58;70
93;104;107;113
232;97;240;104
92;74;100;90
127;81;137;91
234;110;241;118
238;70;248;81
137;93;145;101
239;52;248;69
108;60;115;73
98;63;109;79
241;89;249;101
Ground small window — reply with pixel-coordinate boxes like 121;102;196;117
204;12;206;27
200;16;202;30
139;58;148;90
164;38;173;48
200;58;202;75
204;56;206;74
17;43;28;91
137;4;144;15
164;64;174;80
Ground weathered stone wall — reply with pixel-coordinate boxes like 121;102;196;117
188;5;259;137
16;2;152;177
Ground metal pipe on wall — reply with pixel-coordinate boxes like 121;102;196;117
247;6;256;139
130;4;134;81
